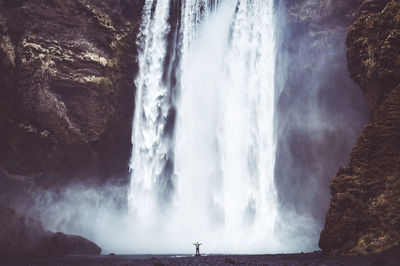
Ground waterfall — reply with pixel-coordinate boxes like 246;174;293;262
129;0;172;221
129;0;284;253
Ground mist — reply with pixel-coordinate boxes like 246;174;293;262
273;0;368;231
29;0;368;256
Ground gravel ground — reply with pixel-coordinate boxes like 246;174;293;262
0;250;399;266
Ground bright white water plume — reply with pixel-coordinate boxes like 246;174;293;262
128;0;317;254
129;0;171;221
172;0;278;253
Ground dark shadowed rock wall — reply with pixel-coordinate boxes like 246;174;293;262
0;204;101;255
0;0;144;209
319;0;400;256
274;0;368;228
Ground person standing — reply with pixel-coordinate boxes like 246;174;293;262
193;241;202;256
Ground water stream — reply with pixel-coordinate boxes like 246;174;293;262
129;0;281;253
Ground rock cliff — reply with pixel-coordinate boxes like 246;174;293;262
0;0;143;207
319;0;400;255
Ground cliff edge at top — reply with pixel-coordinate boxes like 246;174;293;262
319;0;400;256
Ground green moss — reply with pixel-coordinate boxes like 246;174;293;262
103;32;136;95
99;77;114;95
0;35;16;67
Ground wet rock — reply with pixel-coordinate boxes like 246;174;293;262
0;204;101;255
320;0;400;256
0;0;145;213
0;0;144;203
45;232;101;255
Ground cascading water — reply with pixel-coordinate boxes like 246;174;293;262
129;0;305;254
129;0;172;222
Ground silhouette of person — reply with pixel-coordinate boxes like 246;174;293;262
193;241;202;256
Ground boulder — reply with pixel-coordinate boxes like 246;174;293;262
0;204;101;255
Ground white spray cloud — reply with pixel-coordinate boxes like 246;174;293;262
30;0;368;256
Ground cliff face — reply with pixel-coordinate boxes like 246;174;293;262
319;0;400;255
0;0;143;206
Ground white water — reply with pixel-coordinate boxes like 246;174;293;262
129;0;294;254
129;0;171;223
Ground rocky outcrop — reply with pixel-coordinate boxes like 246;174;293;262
0;0;143;206
0;204;101;255
319;0;400;255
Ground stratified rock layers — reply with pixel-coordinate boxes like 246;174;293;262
0;0;143;203
319;0;400;255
